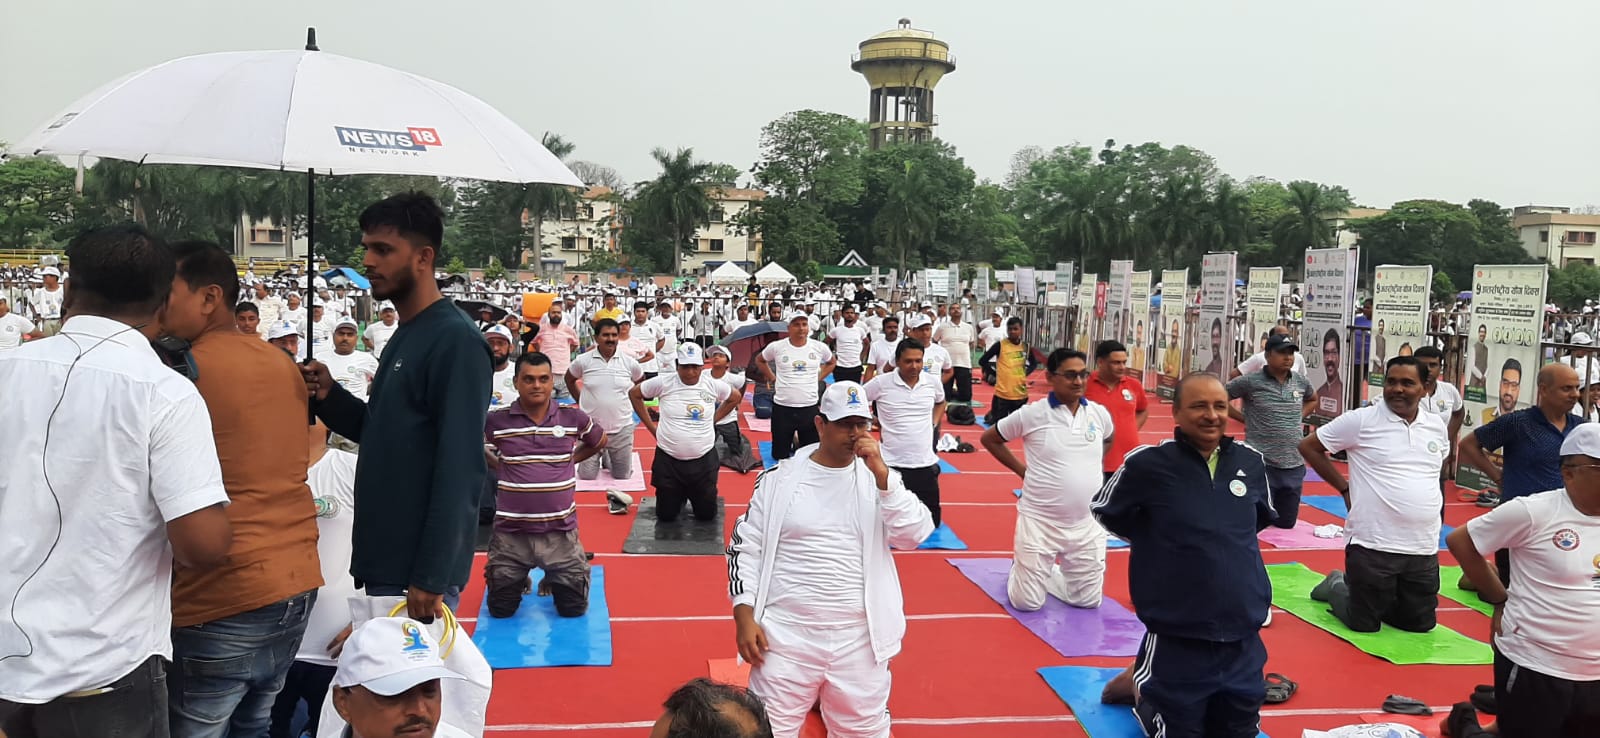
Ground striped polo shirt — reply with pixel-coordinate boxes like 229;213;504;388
1224;369;1313;469
484;402;604;533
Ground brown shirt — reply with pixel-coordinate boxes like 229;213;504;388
171;327;322;627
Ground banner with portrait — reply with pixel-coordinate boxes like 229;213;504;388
1074;278;1097;354
1458;264;1548;490
1107;260;1134;348
1366;265;1432;391
1301;247;1360;423
1195;253;1236;377
1128;270;1152;383
1158;269;1188;400
1245;267;1283;356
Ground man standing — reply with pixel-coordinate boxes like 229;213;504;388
534;300;580;400
904;314;954;389
28;265;64;336
632;344;740;522
362;302;398;357
483;352;607;618
592;293;623;325
1443;423;1600;738
728;382;934;738
1299;357;1450;633
1085;340;1149;482
1231;324;1306;378
281;292;307;333
1413;346;1466;491
861;316;901;383
302;193;492;621
984;348;1115;611
651;300;681;377
251;282;284;336
933;304;975;404
267;321;302;358
1092;374;1275;738
0;294;41;349
566;318;645;490
486;325;517;409
725;303;759;337
1470;323;1489;390
828;303;871;384
322;317;380;402
634;302;665;380
0;225;232;738
706;345;751;464
979;317;1038;426
1226;333;1316;529
977;310;1006;355
756;314;836;461
865;339;948;526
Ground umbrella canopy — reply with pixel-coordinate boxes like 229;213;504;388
718;321;788;368
754;262;796;285
454;299;508;323
321;266;370;290
708;261;751;285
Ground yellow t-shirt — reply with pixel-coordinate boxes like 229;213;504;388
994;341;1031;400
593;307;624;324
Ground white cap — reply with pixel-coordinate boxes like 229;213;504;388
819;381;872;422
266;322;301;340
905;314;933;330
704;345;731;360
992;309;1004;316
41;267;60;278
1574;332;1594;346
334;317;359;331
617;315;633;325
485;325;514;344
920;301;933;309
332;617;464;697
675;343;704;365
787;313;809;324
1560;422;1600;457
378;301;396;312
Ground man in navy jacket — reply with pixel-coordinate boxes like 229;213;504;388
1093;373;1276;738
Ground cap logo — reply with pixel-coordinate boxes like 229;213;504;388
846;387;862;406
401;622;430;653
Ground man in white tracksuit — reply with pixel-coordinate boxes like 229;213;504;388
980;347;1115;611
728;381;935;738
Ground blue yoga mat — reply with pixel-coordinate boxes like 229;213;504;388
938;458;961;474
471;566;612;668
1037;666;1269;738
758;440;961;474
1301;496;1452;549
918;522;968;550
1013;489;1128;548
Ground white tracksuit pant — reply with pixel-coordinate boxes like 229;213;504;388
1007;512;1106;611
747;616;891;738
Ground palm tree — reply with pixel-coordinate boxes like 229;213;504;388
875;160;937;273
635;147;716;275
1144;174;1205;269
524;132;577;262
1272;180;1341;253
1196;177;1250;261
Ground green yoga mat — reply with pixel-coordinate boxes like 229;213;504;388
1438;565;1494;616
1266;562;1492;665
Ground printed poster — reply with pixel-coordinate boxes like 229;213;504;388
1128;270;1152;383
1302;247;1360;423
974;265;991;302
1458;264;1548;490
1014;266;1037;304
1075;279;1097;354
1245;267;1283;355
1107;260;1134;347
1366;265;1432;389
1158;269;1188;400
1057;262;1075;302
1195;253;1236;377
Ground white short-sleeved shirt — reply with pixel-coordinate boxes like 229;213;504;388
0;312;36;349
978;322;1006;351
1467;489;1600;680
640;373;733;460
935;321;975;368
921;343;954;382
0;316;229;703
830;323;871;369
649;316;679;369
29;286;63;320
321;349;379;402
632;320;662;371
568;350;644;433
1236;350;1307;377
868;337;902;373
488;363;517;409
363;321;398;358
1315;403;1449;555
761;339;834;408
297;449;360;666
714;370;748;425
997;395;1114;524
864;371;945;469
1423;381;1464;419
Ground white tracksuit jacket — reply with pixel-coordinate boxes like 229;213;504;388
727;444;935;663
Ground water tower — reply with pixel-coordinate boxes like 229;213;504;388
851;18;956;149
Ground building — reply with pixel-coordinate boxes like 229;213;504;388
852;18;956;149
1329;207;1389;249
1511;205;1600;266
233;215;309;260
524;186;765;275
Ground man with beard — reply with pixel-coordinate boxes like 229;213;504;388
486;326;517;410
1312;328;1344;417
301;193;492;622
861;316;901;383
1201;318;1225;375
534;300;580;400
1478;358;1523;427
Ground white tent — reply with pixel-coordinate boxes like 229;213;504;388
754;262;797;284
708;261;751;285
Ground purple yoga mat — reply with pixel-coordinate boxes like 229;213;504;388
949;558;1144;658
1258;520;1345;550
1305;466;1324;482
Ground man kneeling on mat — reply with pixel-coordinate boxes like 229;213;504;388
1092;374;1276;738
632;343;741;522
483;352;607;618
1300;356;1448;634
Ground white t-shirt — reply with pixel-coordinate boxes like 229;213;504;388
867;337;902;374
633;320;662;372
714;370;748;425
640;373;733;460
725;317;759;336
0;312;36;349
997;396;1114;524
29;285;63;320
830;323;871;369
761;339;834;408
649;315;679;370
1422;381;1464;420
488;363;517;409
296;449;359;667
1466;489;1600;681
863;314;884;339
764;459;867;626
978;322;1007;351
921;343;954;382
1315;403;1449;555
321;349;380;402
1236;350;1307;377
568;350;644;433
935;320;975;368
363;321;398;358
864;371;945;469
281;306;307;329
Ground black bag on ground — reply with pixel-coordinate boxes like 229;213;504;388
717;431;763;473
946;404;976;426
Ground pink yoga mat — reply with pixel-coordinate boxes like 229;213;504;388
743;412;771;433
1257;520;1346;549
575;452;646;492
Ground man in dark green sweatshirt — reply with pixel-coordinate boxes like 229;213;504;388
302;193;491;623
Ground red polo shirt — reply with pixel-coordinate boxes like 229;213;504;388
1085;373;1148;472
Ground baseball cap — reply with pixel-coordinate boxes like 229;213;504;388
676;343;704;365
920;301;933;309
905;314;933;330
617;315;633;325
332;617;464;697
334;317;359;331
787;313;809;324
992;309;1004;316
378;301;396;312
266;322;302;340
1560;422;1600;457
41;266;60;278
819;381;872;422
485;325;514;343
704;345;731;360
1574;331;1594;346
1265;333;1299;353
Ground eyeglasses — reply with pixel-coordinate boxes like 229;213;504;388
1562;463;1600;472
1053;370;1091;381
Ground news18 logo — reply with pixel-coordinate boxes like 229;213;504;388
334;126;443;156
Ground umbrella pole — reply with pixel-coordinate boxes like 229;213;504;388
306;167;317;423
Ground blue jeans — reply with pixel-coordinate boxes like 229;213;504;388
1265;465;1306;529
168;591;317;738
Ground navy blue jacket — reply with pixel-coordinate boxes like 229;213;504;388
1092;430;1275;642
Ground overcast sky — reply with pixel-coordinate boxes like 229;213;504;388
5;0;1597;209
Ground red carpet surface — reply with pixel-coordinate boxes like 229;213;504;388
459;372;1489;737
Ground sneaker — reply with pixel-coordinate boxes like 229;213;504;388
1310;570;1346;602
1475;490;1500;508
606;489;633;515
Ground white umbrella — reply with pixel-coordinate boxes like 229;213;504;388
8;29;580;360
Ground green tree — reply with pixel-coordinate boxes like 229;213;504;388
1271;180;1351;254
633;147;716;276
1347;199;1535;291
743;110;867;267
1548;262;1600;310
523;133;579;265
1431;271;1457;305
874;160;937;272
850;141;975;266
443;256;468;275
0;156;79;248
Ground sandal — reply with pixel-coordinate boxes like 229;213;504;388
1264;673;1297;704
1382;694;1433;716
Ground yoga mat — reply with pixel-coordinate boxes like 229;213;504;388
742;412;771;433
471;566;612;668
918;522;968;550
575;452;645;492
1438;565;1494;616
621;497;727;555
1266;562;1492;665
1257;520;1346;550
936;457;962;474
1036;666;1269;738
1012;490;1128;548
1301;496;1454;549
949;558;1144;658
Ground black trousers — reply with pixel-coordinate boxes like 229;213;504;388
267;661;336;738
770;403;819;460
479;467;499;524
944;366;973;403
1133;633;1267;738
0;656;168;738
894;463;942;527
1494;650;1600;738
654;449;720;522
832;365;864;384
1335;544;1438;633
697;336;714;348
986;396;1027;425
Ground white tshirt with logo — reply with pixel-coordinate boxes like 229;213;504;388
489;363;517;409
761;339;834;408
321;350;380;402
830;323;871;369
296;449;359;667
0;312;36;349
1314;403;1449;555
364;321;398;358
29;286;63;320
640;373;733;460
